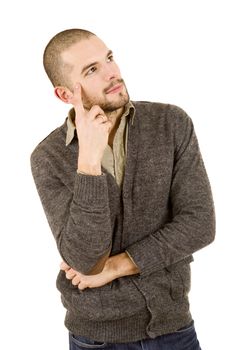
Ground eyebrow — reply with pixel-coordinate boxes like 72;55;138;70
81;50;113;75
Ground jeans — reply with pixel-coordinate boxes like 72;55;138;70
69;321;202;350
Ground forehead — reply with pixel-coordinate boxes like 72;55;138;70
61;36;109;69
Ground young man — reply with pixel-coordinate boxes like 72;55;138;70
31;28;215;349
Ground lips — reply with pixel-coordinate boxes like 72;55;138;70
106;84;123;94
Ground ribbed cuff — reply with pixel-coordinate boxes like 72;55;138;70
126;238;160;277
125;250;140;270
74;172;108;205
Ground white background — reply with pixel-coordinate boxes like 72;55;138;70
1;0;232;349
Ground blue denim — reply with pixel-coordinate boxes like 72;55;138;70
69;321;202;350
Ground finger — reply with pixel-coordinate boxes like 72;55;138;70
72;274;81;286
66;269;77;280
104;120;113;133
95;114;108;124
72;83;85;116
78;281;88;290
60;261;70;271
88;105;106;121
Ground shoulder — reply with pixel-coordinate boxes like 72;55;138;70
132;100;189;120
131;101;192;133
30;121;67;168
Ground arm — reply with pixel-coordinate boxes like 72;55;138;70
61;252;140;290
31;156;112;275
31;84;113;274
126;107;215;277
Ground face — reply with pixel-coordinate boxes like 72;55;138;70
61;36;129;112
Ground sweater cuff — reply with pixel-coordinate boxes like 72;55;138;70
125;250;140;270
74;172;108;205
126;238;159;277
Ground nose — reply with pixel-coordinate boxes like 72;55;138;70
103;63;119;81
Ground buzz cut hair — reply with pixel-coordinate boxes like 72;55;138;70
43;28;95;88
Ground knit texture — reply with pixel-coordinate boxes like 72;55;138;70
31;101;215;342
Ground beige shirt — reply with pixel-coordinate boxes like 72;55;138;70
66;102;135;187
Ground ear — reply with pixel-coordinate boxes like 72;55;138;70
54;86;73;104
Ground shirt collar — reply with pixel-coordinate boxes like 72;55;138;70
65;101;135;146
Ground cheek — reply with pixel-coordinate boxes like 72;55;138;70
81;81;103;104
113;62;121;76
82;78;104;96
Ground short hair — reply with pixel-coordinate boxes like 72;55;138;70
43;28;95;88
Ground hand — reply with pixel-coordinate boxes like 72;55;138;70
70;84;112;175
60;260;118;290
60;261;78;280
60;253;140;291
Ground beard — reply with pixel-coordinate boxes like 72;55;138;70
82;79;130;113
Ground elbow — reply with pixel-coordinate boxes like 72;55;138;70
207;221;216;246
82;245;112;275
207;203;216;244
84;251;110;275
74;250;110;275
59;237;111;275
204;225;215;247
199;207;216;248
63;255;106;276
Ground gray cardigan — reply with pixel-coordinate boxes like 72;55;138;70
31;101;215;342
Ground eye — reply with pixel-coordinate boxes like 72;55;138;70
86;66;97;76
107;54;114;62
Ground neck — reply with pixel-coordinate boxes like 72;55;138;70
105;106;125;121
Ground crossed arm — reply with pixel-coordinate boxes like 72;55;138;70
60;252;140;290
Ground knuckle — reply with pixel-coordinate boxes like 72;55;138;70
78;282;86;290
90;105;98;112
71;278;77;285
92;105;104;114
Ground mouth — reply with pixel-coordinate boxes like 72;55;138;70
105;83;123;94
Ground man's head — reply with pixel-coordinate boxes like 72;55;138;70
43;28;129;112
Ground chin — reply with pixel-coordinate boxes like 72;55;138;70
104;99;129;112
104;92;130;112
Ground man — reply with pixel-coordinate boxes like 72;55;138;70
31;28;215;349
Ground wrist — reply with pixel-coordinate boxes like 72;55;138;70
77;160;102;176
105;253;139;279
119;252;140;276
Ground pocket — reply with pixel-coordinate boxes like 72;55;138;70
71;277;146;321
71;287;102;320
69;333;107;349
163;321;200;349
175;321;194;333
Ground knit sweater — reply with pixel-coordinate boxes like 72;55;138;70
30;101;215;342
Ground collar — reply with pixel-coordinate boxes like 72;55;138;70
65;101;135;146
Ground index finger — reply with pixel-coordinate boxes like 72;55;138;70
72;83;85;115
60;261;71;271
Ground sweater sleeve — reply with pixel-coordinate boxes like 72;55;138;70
30;155;112;274
126;107;215;277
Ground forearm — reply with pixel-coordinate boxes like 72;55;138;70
62;252;140;290
105;252;140;279
31;158;113;275
59;172;112;274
